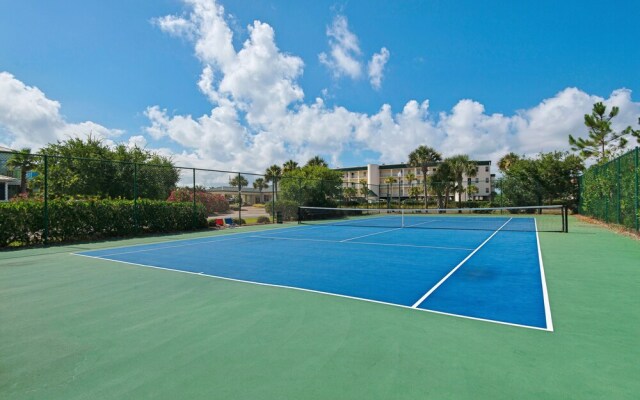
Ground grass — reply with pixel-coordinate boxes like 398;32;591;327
0;217;638;399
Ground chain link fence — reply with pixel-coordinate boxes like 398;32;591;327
578;147;640;232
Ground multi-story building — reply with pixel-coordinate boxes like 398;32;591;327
335;161;493;202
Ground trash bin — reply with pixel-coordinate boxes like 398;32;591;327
276;211;283;224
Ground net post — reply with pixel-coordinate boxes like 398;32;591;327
297;206;301;224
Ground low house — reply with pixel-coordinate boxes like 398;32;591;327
208;186;274;206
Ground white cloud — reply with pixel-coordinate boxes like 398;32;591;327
368;47;390;89
0;72;123;150
1;0;638;178
319;15;362;79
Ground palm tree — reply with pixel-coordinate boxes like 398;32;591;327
448;155;478;208
264;164;282;200
358;179;369;199
428;160;454;209
498;152;520;172
408;145;442;208
282;159;299;173
229;174;248;190
467;184;479;201
305;155;328;168
6;148;36;195
253;178;268;202
343;187;357;203
383;176;397;204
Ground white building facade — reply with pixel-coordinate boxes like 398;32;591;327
336;161;493;202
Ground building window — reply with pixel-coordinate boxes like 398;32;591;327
485;166;489;172
351;173;354;178
475;178;479;183
467;178;471;184
485;188;489;193
486;177;489;183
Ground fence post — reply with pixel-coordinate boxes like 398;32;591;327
271;178;276;223
43;154;49;246
237;172;242;225
192;168;197;229
635;147;639;232
617;156;621;224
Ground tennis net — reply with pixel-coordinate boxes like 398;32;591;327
298;205;568;232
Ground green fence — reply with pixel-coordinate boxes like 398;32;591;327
578;147;640;232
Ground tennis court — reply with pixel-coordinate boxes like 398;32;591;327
76;206;562;330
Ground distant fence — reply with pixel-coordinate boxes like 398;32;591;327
578;147;640;232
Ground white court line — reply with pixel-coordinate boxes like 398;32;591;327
535;219;554;332
248;235;475;251
72;252;550;331
71;222;310;256
88;234;256;257
410;218;513;308
339;218;441;242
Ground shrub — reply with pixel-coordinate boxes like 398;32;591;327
265;200;299;221
167;188;229;215
0;199;207;248
232;218;246;225
256;216;271;224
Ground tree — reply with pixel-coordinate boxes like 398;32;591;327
448;155;478;207
569;102;640;164
358;179;369;199
405;172;416;187
37;136;178;199
428;160;454;209
409;186;422;203
278;164;343;207
6;148;36;194
253;178;268;192
498;152;521;172
343;187;357;203
499;151;584;209
229;174;248;190
467;185;479;200
408;145;442;208
305;155;328;168
264;164;282;200
282;160;299;173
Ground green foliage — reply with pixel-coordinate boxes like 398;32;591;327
428;160;455;208
579;148;639;230
497;151;583;209
6;148;36;194
253;178;268;192
282;160;299;173
278;165;343;207
265;199;299;221
569;102;640;164
167;188;229;215
256;216;271;224
35;136;179;200
447;154;478;207
305;155;328;168
0;199;207;247
408;145;442;208
229;174;249;189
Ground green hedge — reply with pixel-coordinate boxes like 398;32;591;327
0;199;207;248
265;200;299;221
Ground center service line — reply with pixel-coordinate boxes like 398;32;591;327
410;218;513;309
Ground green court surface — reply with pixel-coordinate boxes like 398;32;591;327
1;217;638;399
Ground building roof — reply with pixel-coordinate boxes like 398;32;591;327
335;160;491;171
0;174;19;184
209;186;272;194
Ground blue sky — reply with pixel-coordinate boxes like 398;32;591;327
0;0;638;172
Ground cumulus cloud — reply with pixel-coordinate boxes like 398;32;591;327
1;0;638;178
0;72;123;150
368;47;390;89
319;15;362;79
144;0;639;173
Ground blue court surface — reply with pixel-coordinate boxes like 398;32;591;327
76;216;553;330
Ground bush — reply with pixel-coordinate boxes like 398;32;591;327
256;216;271;224
232;218;246;225
167;188;229;215
265;200;299;221
0;199;208;248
